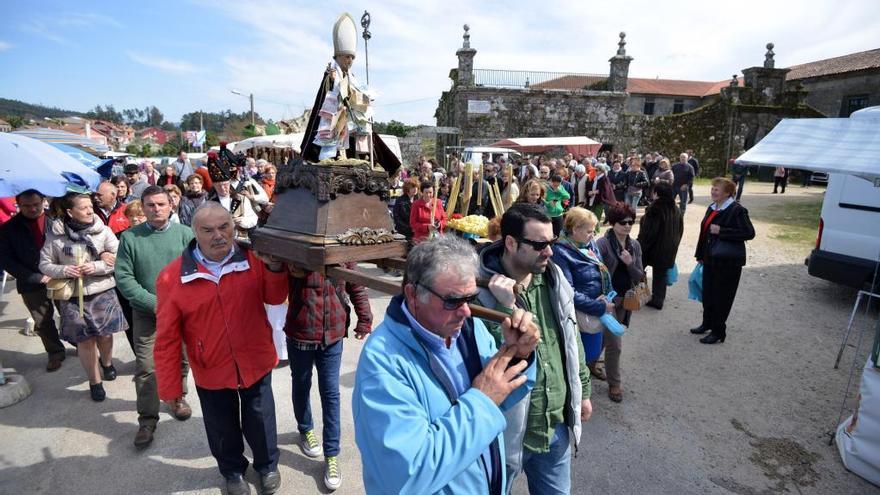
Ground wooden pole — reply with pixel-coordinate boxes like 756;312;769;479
446;173;461;217
477;162;484;206
462;163;473;216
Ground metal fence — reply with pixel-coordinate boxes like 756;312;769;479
472;69;609;90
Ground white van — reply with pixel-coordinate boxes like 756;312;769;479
806;173;880;290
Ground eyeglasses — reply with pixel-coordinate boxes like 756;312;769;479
418;283;480;310
617;220;635;226
517;236;557;251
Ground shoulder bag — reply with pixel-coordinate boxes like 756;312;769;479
46;278;74;300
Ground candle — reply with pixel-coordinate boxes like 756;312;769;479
477;163;484;206
73;245;85;318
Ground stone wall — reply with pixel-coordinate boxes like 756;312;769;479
621;100;823;177
797;70;880;117
436;86;627;156
626;95;703;115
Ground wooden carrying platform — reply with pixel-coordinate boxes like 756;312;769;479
251;161;407;270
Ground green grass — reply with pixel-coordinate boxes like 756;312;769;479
750;199;822;247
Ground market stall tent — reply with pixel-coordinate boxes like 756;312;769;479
488;136;602;157
735;106;880;181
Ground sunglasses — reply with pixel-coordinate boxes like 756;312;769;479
617;220;635;226
517;236;557;251
418;283;480;310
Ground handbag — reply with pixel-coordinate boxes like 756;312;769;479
666;264;679;286
46;278;74;301
708;238;746;259
576;310;604;334
623;276;651;311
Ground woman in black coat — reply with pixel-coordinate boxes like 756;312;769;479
393;177;419;246
637;183;684;309
691;177;755;344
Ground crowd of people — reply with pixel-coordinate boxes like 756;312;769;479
0;143;757;494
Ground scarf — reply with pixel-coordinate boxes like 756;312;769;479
605;229;634;262
558;233;612;294
63;216;100;258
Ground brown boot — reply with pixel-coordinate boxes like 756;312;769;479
133;425;155;449
168;397;192;421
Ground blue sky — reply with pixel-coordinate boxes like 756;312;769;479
1;0;877;127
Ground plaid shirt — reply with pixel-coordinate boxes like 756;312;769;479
283;262;373;347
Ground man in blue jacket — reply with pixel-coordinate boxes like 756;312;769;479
353;235;539;494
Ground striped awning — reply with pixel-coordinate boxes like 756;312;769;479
736;107;880;180
10;128;111;153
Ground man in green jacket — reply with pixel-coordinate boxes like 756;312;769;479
116;185;194;449
475;203;592;495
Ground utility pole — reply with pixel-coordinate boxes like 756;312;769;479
249;93;255;128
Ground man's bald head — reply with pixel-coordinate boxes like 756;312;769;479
192;202;235;261
95;181;118;209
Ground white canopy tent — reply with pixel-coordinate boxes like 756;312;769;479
735;106;880;181
233;134;304;154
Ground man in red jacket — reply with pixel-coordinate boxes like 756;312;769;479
154;202;288;495
284;262;372;491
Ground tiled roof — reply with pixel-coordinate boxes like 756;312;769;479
786;48;880;80
626;77;719;97
528;75;608;90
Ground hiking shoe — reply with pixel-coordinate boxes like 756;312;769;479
299;430;322;458
324;456;341;491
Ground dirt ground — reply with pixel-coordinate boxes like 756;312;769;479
0;181;878;494
560;181;880;494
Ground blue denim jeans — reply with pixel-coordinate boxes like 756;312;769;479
520;423;571;495
677;186;689;213
287;338;343;457
624;191;641;213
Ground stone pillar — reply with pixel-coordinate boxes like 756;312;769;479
721;75;742;104
455;24;477;87
608;32;633;92
741;43;790;104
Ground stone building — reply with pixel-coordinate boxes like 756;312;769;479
434;25;879;175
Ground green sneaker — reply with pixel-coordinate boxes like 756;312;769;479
324;456;341;491
299;430;322;458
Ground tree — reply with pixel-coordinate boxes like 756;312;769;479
86;104;123;123
125;144;140;155
161;142;179;156
205;131;219;148
141;144;153;157
148;106;164;127
5;115;24;129
160;121;177;131
373;119;416;137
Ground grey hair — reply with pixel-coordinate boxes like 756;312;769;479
191;201;233;230
405;235;478;303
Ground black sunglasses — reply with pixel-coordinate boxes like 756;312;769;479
617;220;635;226
418;283;480;310
517;236;557;251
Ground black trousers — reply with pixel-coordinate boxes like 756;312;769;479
196;371;279;479
701;262;743;337
550;215;563;237
649;265;668;306
773;176;787;193
20;290;66;361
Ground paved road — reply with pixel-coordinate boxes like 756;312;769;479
1;182;878;494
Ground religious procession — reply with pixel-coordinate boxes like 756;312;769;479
2;4;880;495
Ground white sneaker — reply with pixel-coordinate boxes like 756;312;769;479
299;430;322;458
324;456;341;491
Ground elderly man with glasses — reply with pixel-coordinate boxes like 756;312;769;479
475;202;593;495
353;235;540;494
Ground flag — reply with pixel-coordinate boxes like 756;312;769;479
196;130;206;148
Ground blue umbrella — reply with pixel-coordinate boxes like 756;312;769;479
49;142;103;168
0;133;102;197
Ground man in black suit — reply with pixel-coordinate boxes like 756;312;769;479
0;189;66;371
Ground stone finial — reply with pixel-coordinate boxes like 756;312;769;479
764;42;775;68
730;74;738;87
617;32;627;56
463;24;471;49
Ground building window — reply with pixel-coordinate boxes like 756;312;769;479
673;99;684;114
643;98;655;116
841;95;869;117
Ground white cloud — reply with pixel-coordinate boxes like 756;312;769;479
20;20;71;45
127;51;202;74
0;40;11;51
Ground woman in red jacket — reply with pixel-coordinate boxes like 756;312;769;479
409;180;447;243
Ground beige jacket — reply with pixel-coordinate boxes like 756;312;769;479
39;217;119;295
